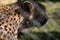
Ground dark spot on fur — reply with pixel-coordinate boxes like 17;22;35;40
14;18;16;20
7;31;9;34
4;28;7;31
14;13;16;16
4;25;7;28
4;25;8;31
6;20;8;22
2;22;4;24
10;24;12;26
9;28;11;31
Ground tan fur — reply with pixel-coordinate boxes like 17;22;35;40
0;5;24;40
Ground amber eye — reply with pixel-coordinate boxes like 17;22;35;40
26;21;30;24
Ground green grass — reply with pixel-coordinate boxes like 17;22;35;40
41;2;60;16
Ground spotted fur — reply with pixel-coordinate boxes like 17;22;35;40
0;5;24;40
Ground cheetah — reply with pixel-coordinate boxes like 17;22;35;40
0;1;48;40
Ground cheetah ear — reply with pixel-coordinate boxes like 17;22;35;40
21;1;35;20
21;1;34;12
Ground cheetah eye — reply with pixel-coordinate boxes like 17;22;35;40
26;21;30;24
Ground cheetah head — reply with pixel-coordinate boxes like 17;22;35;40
14;1;48;30
19;1;48;28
